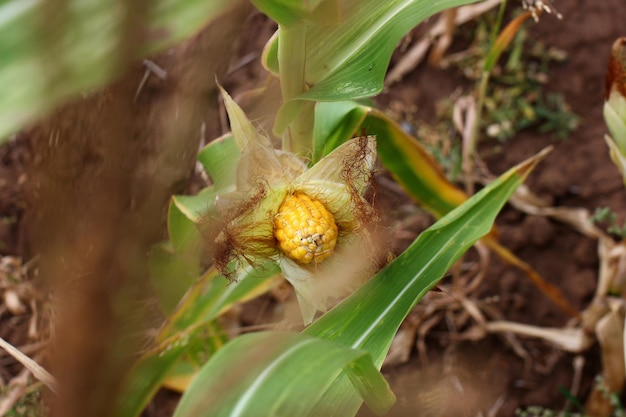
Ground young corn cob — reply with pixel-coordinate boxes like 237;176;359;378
274;193;338;264
215;85;377;324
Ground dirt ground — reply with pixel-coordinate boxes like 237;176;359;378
1;0;626;416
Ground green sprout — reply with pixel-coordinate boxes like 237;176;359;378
590;207;626;238
2;386;44;417
446;8;579;143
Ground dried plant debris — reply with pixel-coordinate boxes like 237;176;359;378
521;0;562;20
0;256;49;416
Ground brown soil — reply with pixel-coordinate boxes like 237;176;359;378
1;1;625;416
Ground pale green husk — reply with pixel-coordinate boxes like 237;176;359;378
604;134;626;185
604;91;626;156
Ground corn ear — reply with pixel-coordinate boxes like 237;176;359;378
215;86;378;324
274;193;338;264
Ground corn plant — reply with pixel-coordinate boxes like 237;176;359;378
115;2;554;417
0;0;553;416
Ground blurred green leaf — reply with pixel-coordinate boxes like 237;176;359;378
161;359;200;393
117;330;191;417
251;0;340;27
150;187;217;314
159;264;281;339
197;134;240;192
173;332;395;417
160;319;230;394
118;263;281;417
168;187;217;252
149;242;201;315
0;0;236;142
147;0;235;53
153;136;235;312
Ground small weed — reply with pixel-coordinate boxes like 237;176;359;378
594;376;626;417
590;207;626;238
516;376;626;417
452;10;580;141
2;386;44;417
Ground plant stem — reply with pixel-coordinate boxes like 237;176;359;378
277;21;314;156
463;0;508;195
464;72;489;195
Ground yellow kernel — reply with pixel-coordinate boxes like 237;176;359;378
292;246;307;260
273;193;338;264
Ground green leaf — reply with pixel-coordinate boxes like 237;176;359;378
151;187;218;314
362;107;468;217
316;102;577;315
315;101;468;217
605;95;626;156
159;264;281;339
197;134;241;192
148;242;200;315
168;188;217;252
299;149;548;417
147;0;235;53
262;0;480;103
312;101;366;163
159;318;230;393
117;263;281;417
172;332;395;417
605;133;626;185
161;359;201;393
117;331;192;417
305;157;540;347
0;0;235;142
